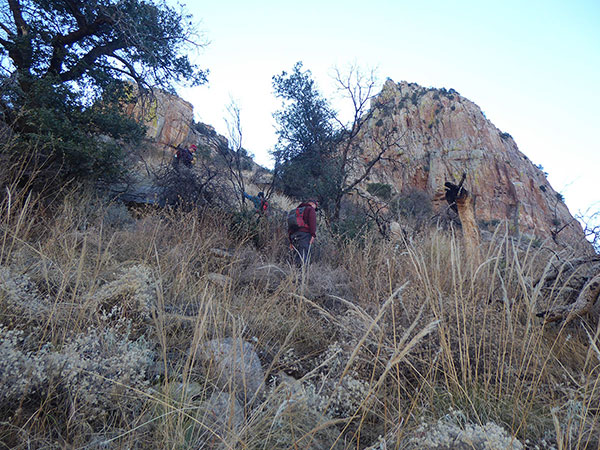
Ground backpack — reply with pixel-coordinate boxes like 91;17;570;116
176;148;193;166
287;206;307;232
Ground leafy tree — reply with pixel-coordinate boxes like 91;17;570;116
271;61;337;208
0;0;207;186
272;62;402;222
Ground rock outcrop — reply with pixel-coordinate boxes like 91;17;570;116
126;88;194;149
359;79;589;250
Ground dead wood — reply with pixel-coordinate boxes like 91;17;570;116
537;272;600;324
445;173;480;255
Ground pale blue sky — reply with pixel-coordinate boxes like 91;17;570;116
177;0;599;219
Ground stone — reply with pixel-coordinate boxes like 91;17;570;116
125;88;194;149
197;338;264;406
165;383;244;449
239;264;288;291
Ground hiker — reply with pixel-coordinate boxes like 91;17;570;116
173;144;197;170
288;199;318;265
244;191;268;214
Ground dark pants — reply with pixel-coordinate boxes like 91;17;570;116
290;231;312;265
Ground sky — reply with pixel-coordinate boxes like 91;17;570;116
174;0;600;222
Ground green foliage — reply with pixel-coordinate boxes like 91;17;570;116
4;77;144;182
0;0;207;187
229;209;261;241
271;62;338;207
330;202;373;244
535;164;549;177
366;182;393;201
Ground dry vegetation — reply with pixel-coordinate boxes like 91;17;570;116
0;184;599;449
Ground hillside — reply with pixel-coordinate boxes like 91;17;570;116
122;81;591;253
1;82;599;449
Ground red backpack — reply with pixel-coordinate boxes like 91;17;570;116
287;206;307;232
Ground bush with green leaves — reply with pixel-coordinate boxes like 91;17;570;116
366;182;393;201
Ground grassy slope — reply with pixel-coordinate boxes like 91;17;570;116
0;187;598;449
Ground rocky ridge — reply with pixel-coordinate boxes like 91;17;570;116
358;80;589;250
126;81;590;250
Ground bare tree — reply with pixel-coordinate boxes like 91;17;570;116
576;206;600;253
272;62;403;224
216;100;248;208
327;66;404;222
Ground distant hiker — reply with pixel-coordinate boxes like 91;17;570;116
244;191;268;213
173;144;197;170
288;199;318;265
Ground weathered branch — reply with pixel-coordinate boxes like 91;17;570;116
538;272;600;324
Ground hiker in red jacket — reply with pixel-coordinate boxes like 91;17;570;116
173;144;197;171
288;199;318;265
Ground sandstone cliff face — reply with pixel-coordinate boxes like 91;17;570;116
127;89;194;149
360;80;588;249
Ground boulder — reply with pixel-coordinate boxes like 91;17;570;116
126;88;193;149
196;338;264;406
166;383;244;449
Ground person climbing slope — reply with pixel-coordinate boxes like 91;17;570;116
244;191;268;214
287;199;318;265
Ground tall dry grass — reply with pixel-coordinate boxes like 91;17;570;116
0;184;598;449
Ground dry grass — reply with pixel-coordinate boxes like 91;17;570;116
0;184;599;449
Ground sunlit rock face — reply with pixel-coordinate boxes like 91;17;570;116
126;88;194;149
358;79;590;250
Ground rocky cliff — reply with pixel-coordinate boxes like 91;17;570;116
359;79;589;250
126;88;194;149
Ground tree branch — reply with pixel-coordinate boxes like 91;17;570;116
47;10;114;77
342;129;406;196
62;0;87;29
7;0;28;37
106;53;144;86
0;21;13;36
58;39;125;82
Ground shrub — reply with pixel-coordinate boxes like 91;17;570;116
48;328;154;424
366;182;393;201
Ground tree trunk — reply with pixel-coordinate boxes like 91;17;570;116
456;189;480;255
